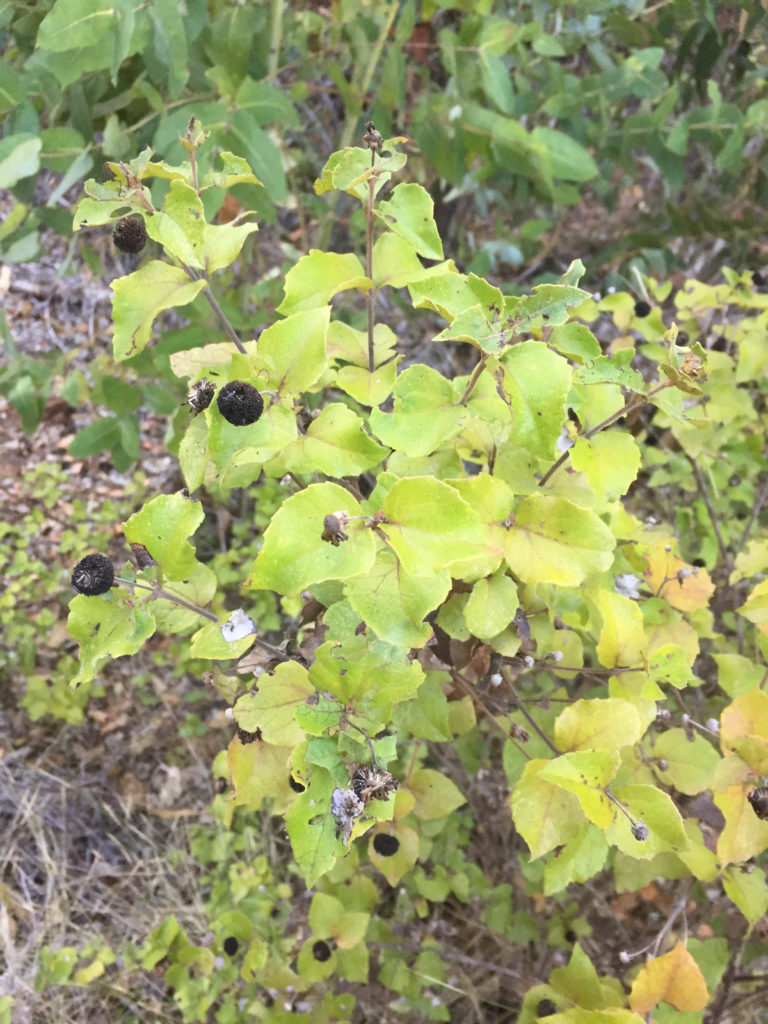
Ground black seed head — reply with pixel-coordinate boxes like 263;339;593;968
187;377;215;414
289;775;306;793
217;381;264;426
236;726;262;745
112;216;148;254
634;299;652;318
753;271;766;287
223;936;239;956
71;554;115;595
748;786;768;821
312;940;331;962
373;833;399;857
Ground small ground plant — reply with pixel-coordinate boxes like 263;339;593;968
49;120;768;1022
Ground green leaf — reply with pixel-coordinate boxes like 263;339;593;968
68;595;155;686
369;365;464;457
539;751;619;827
37;0;117;52
407;768;465;820
510;759;587;860
285;768;339;887
218;405;299;490
381;477;490;576
0;134;41;189
391;675;454;741
257;307;331;394
376;183;443;260
233;662;314;746
504;496;615;586
543;823;609;895
505;284;590;332
594;588;647;669
463;574;519;640
282;403;388;476
247;483;376;596
233;77;300;128
277;251;370;315
722;866;768;926
554;698;646;753
570;433;641;503
373;233;451;290
653;729;720;795
314;142;407;201
549;944;604;1011
576;350;645;393
549;323;602;364
500;341;572;459
530;126;599;182
309;629;424;711
345;549;450;649
606;785;689;858
228;738;295;814
122;493;204;581
199;151;263;191
188;621;255;660
111;262;207;361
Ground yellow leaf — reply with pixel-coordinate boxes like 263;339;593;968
720;690;768;774
738;578;768;634
642;538;715;612
629;941;708;1014
594;589;647;668
714;785;768;866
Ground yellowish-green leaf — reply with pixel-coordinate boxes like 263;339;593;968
570;432;641;503
555;698;645;753
111;262;207;361
510;759;587;860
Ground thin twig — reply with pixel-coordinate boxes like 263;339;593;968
450;671;531;759
458;352;489;406
538;382;671;487
267;0;283;79
736;475;768;556
184;265;246;354
366;159;376;374
686;454;734;571
501;671;560;755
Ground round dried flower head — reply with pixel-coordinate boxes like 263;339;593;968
112;216;148;254
312;940;332;962
187;377;215;415
223;936;239;957
373;832;400;857
748;786;768;821
217;381;264;426
634;299;652;318
322;510;350;546
71;554;115;595
631;820;649;842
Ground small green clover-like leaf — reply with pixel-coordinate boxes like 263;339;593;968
277;251;370;315
282;403;388;477
376;183;443;260
68;595;155;686
233;661;314;746
504;495;615;586
123;493;204;581
247;483;376;596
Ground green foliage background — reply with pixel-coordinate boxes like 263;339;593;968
3;2;768;1023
